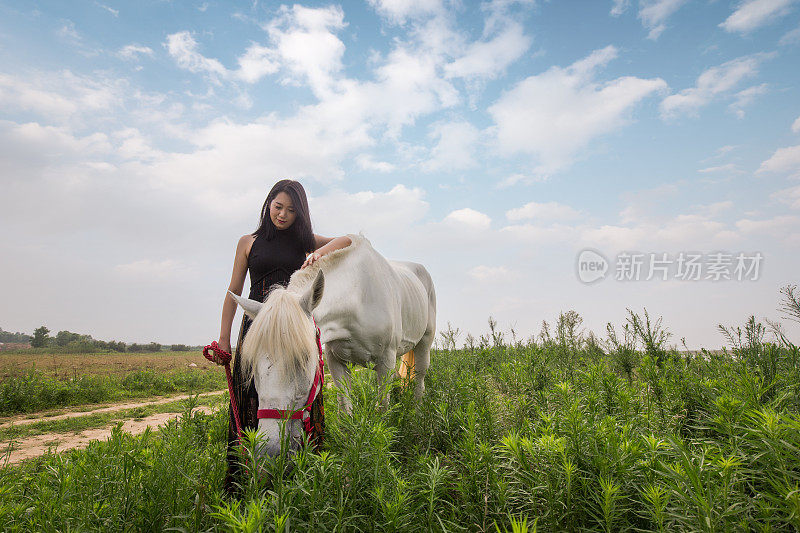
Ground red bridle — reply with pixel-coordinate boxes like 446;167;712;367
203;318;324;443
256;320;324;436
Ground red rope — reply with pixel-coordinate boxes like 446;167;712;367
203;319;323;446
202;341;243;442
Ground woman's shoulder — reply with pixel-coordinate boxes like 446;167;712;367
238;234;256;256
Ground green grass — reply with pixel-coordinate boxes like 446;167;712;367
0;368;226;416
0;312;799;531
0;393;226;441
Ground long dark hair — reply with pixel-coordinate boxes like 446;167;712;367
253;180;315;253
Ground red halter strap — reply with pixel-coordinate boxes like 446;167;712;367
256;318;324;437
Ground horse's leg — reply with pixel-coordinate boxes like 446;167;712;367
375;354;396;409
411;318;435;401
327;356;353;414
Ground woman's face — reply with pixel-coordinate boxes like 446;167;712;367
269;191;296;230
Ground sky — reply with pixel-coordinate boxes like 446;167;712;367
1;0;799;349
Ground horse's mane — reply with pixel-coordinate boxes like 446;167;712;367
287;232;367;293
239;287;317;385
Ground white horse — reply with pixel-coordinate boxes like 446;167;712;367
230;233;436;448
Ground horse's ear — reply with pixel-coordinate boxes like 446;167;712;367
300;270;325;315
228;291;262;319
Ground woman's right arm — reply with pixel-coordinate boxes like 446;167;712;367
218;235;252;355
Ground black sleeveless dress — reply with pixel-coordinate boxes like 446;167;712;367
224;228;325;491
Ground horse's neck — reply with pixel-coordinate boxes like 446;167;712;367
287;234;368;295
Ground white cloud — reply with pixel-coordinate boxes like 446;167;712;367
488;45;667;175
168;6;346;89
720;0;797;34
0;121;111;183
757;144;800;177
165;31;227;80
444;21;531;80
707;145;737;159
0;71;122;122
697;200;734;216
118;44;154;61
235;43;279;83
356;154;396;173
57;21;81;41
611;0;629;16
114;259;190;281
638;0;688;39
780;25;800;44
501;222;579;244
792;115;800;132
422;120;480;172
113;127;160;161
496;173;547;188
618;183;680;224
443;208;492;230
333;46;459;138
698;163;743;174
576;211;739;251
502;195;731;253
309;184;429;236
367;0;444;24
736;214;800;233
650;214;731;244
771;184;800;208
144;109;371;196
263;5;347;97
469;265;510;281
578;224;648;250
506;201;582;222
729;83;768;118
96;2;119;17
660;54;770;118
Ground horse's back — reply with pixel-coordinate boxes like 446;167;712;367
390;260;436;311
294;234;434;359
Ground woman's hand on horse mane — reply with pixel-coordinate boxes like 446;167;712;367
302;235;352;269
302;252;321;269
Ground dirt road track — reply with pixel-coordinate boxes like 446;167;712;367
1;394;225;465
0;390;226;429
3;407;216;465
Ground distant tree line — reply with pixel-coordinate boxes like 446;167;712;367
0;328;32;343
22;326;198;353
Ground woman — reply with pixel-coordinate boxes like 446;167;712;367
217;179;351;491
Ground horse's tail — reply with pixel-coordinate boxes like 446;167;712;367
399;350;415;381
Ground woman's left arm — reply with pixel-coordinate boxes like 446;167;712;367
302;235;352;269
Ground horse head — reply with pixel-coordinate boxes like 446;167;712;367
229;270;324;456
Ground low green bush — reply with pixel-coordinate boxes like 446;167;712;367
0;369;225;415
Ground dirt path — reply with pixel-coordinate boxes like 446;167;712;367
1;367;371;466
2;405;217;465
0;390;226;429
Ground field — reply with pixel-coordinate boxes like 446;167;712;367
0;349;217;378
0;350;226;416
0;349;226;465
0;312;798;531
